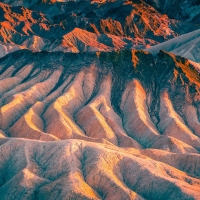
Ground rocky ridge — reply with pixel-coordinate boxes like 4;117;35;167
144;0;200;24
0;0;200;199
145;29;200;63
0;0;199;57
0;49;200;199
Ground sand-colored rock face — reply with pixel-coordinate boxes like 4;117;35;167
121;79;160;147
0;50;200;199
1;138;200;200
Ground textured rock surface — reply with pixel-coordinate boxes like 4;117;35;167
0;0;199;57
1;138;200;200
144;0;200;24
145;29;200;63
0;50;200;199
0;1;200;199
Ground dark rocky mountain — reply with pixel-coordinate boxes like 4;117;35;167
144;0;200;24
0;1;200;200
0;0;199;57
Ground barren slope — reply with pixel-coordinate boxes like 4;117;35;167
144;0;200;24
0;1;200;199
0;0;199;57
145;29;200;63
0;50;200;199
1;138;200;200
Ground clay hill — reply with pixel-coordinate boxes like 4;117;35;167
1;50;200;199
0;0;200;200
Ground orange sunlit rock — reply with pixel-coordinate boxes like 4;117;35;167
0;0;200;199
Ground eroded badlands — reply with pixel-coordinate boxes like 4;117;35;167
0;50;200;199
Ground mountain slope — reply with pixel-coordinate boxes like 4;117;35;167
144;0;200;24
0;50;200;149
145;29;200;63
0;50;200;200
0;1;200;199
0;0;199;56
0;50;200;199
1;138;200;200
0;0;199;60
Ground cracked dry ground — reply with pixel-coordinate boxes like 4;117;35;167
0;50;200;199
